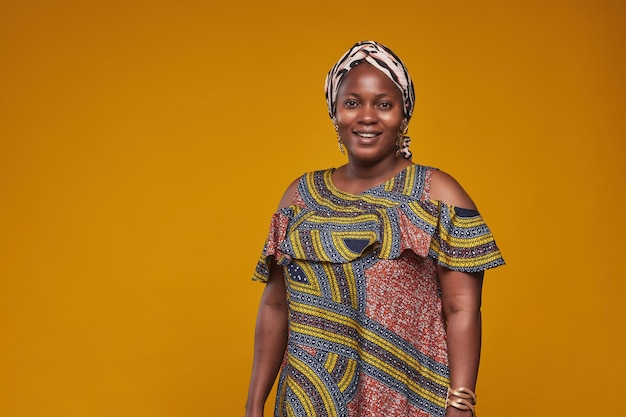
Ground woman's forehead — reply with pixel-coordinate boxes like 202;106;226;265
337;63;402;97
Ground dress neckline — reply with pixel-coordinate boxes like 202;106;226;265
325;164;414;198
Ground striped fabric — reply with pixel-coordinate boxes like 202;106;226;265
253;164;504;417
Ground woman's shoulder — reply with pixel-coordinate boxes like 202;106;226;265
276;168;334;210
276;178;300;210
429;169;477;210
275;165;477;210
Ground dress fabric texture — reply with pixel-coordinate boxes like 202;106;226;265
253;164;504;417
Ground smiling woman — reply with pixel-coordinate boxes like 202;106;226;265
332;62;410;192
245;41;505;417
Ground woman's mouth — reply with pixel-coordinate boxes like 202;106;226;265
354;131;380;138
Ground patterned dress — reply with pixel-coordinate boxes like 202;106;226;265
253;164;504;417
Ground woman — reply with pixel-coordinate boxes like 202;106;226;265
246;41;504;417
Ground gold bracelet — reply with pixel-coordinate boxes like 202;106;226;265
446;387;476;416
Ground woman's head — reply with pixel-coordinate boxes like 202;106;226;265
325;41;415;121
332;62;407;164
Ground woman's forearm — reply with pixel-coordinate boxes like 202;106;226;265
245;301;288;414
445;309;481;391
246;264;289;416
438;266;484;417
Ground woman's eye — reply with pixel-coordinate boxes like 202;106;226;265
344;100;358;108
378;102;392;109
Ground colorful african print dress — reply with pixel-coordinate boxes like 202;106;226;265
253;164;504;417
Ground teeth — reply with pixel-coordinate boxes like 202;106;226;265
356;132;377;138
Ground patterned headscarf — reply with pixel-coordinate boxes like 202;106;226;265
325;40;415;120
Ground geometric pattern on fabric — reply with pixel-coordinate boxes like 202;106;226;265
253;164;505;417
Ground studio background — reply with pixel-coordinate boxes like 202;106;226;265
1;1;624;416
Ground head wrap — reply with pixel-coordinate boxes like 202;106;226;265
324;40;415;120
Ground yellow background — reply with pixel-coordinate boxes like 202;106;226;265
1;1;624;416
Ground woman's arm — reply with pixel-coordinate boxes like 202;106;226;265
245;262;288;417
430;170;484;416
245;180;299;417
438;267;483;417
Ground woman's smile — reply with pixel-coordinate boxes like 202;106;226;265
353;131;380;138
334;62;405;163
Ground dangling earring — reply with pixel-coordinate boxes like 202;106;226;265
395;119;412;159
333;117;345;154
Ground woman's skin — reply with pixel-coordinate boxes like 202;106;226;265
245;63;483;417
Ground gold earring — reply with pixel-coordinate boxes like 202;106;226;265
395;119;411;159
400;119;409;135
333;118;345;155
338;139;345;154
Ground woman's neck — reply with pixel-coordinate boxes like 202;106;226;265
333;157;412;195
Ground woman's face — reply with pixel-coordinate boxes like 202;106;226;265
335;63;405;164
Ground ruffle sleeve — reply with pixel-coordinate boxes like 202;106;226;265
428;202;505;273
252;199;504;282
252;207;294;283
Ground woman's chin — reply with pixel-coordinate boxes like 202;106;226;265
347;148;395;164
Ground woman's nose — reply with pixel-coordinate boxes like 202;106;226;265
357;104;377;123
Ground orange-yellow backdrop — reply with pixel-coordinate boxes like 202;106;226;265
1;1;624;416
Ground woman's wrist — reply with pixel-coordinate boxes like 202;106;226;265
445;407;474;416
245;402;264;417
446;386;476;417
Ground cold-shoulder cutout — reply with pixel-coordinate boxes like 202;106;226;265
429;170;476;210
253;165;504;282
277;177;300;210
